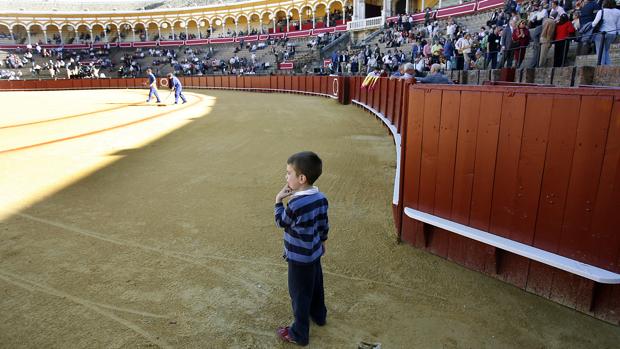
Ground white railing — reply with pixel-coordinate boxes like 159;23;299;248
346;16;383;31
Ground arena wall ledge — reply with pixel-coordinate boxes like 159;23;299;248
2;74;620;326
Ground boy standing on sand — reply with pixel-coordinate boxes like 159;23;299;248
274;151;329;346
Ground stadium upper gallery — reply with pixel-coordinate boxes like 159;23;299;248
1;0;620;348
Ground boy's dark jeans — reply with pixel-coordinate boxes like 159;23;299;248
288;259;326;345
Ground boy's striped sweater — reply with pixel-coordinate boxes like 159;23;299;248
275;187;329;265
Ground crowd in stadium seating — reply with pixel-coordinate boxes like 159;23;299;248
350;0;617;79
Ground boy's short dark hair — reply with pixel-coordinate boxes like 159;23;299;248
287;151;322;185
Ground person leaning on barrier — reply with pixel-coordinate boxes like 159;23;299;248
401;63;416;82
417;64;453;84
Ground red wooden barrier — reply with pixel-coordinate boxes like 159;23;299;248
399;85;620;324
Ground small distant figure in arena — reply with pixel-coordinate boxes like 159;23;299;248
274;151;329;346
167;73;187;104
145;68;161;103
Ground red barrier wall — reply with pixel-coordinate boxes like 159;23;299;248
399;85;620;323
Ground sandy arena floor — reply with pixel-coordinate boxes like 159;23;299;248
0;89;619;348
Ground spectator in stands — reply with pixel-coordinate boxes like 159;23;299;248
539;17;557;67
512;19;531;68
401;62;416;81
455;33;472;70
554;13;576;66
417;63;453;84
487;26;501;69
592;0;620;65
579;0;600;28
501;19;516;68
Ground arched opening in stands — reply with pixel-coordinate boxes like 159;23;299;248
315;4;327;28
173;20;185;40
365;0;382;18
0;24;11;43
211;18;222;37
186;19;199;39
394;0;405;15
60;24;76;44
105;23;119;43
134;23;146;41
28;24;45;44
46;24;61;44
300;6;313;30
237;15;248;36
289;8;301;31
261;13;273;34
274;10;287;33
248;14;260;34
146;22;158;40
198;19;209;38
76;24;91;43
223;17;235;35
160;21;172;40
328;1;344;26
11;24;27;44
92;24;105;42
119;23;133;42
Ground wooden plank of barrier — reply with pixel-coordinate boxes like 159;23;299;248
198;76;207;88
386;79;395;123
299;75;306;92
320;76;328;95
401;87;426;245
426;90;461;258
100;78;110;88
512;95;554;244
446;90;485;268
270;76;277;90
206;76;214;88
560;95;613;264
360;79;367;105
313;76;321;94
418;89;443;214
0;80;10;90
215;75;224;88
380;77;388;117
284;75;291;91
221;76;230;88
469;92;503;232
89;79;101;89
276;75;284;90
490;92;527;238
589;101;620;273
291;75;299;91
393;80;403;130
373;78;381;112
489;92;528;287
57;79;73;89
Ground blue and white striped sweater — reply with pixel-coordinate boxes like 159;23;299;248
275;188;329;264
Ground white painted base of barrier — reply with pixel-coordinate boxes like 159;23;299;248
404;207;620;284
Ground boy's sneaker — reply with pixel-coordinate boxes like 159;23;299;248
276;326;307;346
